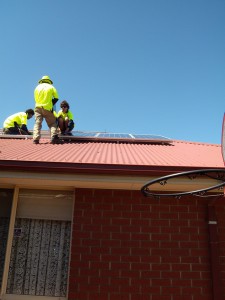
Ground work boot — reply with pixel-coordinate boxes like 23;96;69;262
33;140;39;144
50;136;63;144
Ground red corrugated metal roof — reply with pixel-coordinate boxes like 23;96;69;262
0;137;223;169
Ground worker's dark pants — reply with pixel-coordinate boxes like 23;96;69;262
3;127;20;135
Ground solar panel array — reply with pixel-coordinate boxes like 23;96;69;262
65;131;173;143
0;129;173;144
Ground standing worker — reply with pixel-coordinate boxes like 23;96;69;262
3;109;34;135
33;75;62;144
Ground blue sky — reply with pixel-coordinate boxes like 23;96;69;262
1;0;225;144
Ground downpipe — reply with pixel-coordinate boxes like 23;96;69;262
207;202;223;300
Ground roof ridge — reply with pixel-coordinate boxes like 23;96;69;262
173;140;220;146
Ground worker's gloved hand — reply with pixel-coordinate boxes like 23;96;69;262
20;129;29;135
14;121;19;128
21;124;29;132
68;120;74;131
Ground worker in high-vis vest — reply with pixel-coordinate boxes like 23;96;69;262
57;100;75;135
3;109;34;135
33;75;62;144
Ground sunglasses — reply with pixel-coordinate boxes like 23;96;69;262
61;105;68;108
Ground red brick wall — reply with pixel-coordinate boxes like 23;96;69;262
68;189;225;300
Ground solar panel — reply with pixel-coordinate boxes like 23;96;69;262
72;132;97;137
97;133;132;138
132;134;171;141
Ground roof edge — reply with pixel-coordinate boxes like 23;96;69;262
0;160;222;176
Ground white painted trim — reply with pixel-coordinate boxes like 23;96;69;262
0;170;223;194
17;191;73;220
0;171;150;190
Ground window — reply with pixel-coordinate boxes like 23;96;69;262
1;189;73;300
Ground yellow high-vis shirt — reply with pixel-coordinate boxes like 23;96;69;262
34;83;59;111
57;110;74;121
3;112;27;128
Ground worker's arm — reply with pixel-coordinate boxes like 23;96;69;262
52;98;58;105
21;124;32;135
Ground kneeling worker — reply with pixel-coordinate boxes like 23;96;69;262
3;109;34;135
57;100;74;135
